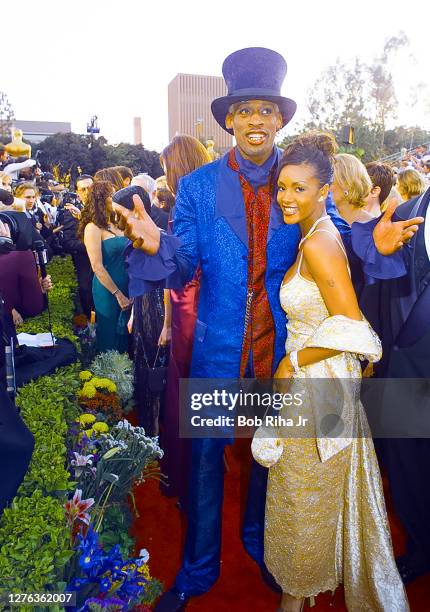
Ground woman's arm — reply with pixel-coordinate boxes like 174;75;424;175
276;232;361;376
158;289;172;346
84;223;130;309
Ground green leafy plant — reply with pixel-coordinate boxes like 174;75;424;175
90;351;135;407
0;490;73;593
16;366;81;495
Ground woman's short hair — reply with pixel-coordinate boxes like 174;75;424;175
77;180;113;240
277;132;338;187
94;168;124;192
161;135;212;195
365;161;394;206
334;153;372;208
14;182;39;198
397;168;426;201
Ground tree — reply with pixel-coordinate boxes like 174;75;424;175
368;32;409;148
0;92;15;143
32;133;163;182
283;33;411;161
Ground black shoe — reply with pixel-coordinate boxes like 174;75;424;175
154;588;189;612
396;554;430;584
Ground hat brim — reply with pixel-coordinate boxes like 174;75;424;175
211;95;297;135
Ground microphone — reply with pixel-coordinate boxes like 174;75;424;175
0;294;16;399
32;239;48;278
32;240;55;348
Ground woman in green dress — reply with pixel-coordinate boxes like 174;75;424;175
78;180;131;353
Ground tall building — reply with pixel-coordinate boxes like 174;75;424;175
168;73;233;152
133;117;142;145
11;119;71;144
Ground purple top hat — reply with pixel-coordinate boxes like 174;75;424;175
211;47;297;135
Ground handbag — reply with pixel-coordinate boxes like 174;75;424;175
146;345;167;394
251;425;284;468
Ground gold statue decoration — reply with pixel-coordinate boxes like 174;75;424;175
205;139;219;161
5;128;31;158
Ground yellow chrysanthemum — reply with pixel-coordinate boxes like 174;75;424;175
92;377;117;393
92;421;109;434
79;370;93;381
79;382;97;398
76;413;97;426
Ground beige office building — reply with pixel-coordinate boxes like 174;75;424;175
168;73;233;152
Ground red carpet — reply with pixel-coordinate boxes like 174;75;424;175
132;439;430;611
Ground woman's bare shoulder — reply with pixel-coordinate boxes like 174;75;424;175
302;229;347;275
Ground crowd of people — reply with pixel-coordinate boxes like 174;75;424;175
1;45;429;612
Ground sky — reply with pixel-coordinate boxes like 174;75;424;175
3;0;430;152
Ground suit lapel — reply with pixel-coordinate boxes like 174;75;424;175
214;153;248;248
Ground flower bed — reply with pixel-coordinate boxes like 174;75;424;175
0;256;162;611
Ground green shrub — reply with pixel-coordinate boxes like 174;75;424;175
0;490;73;593
16;366;81;495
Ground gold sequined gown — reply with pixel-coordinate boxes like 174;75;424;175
264;241;409;611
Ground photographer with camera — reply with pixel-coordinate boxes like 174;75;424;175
61;174;95;317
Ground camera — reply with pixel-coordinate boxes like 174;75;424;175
39;188;55;206
61;191;81;207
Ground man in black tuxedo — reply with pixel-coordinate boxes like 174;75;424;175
373;187;430;583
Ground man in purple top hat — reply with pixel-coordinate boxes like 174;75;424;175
113;47;422;611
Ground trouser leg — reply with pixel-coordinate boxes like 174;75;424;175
174;437;226;596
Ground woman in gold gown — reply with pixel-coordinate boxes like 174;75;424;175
253;133;409;612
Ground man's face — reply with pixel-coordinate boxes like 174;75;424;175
225;99;282;165
76;178;93;205
22;188;37;210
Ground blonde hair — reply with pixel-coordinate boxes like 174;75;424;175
381;187;402;213
397;168;426;201
334;153;372;208
14;182;39;198
0;171;11;189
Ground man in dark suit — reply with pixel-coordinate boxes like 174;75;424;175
372;187;430;583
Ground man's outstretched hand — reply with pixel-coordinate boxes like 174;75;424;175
373;199;424;255
112;194;160;254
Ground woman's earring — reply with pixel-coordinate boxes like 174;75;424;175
318;196;324;202
344;190;349;196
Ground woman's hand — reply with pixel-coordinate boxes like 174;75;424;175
274;355;294;379
41;275;53;293
274;355;294;393
112;195;160;254
158;323;171;346
115;291;132;310
11;308;23;327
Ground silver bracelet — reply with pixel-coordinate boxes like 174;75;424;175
289;350;301;375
